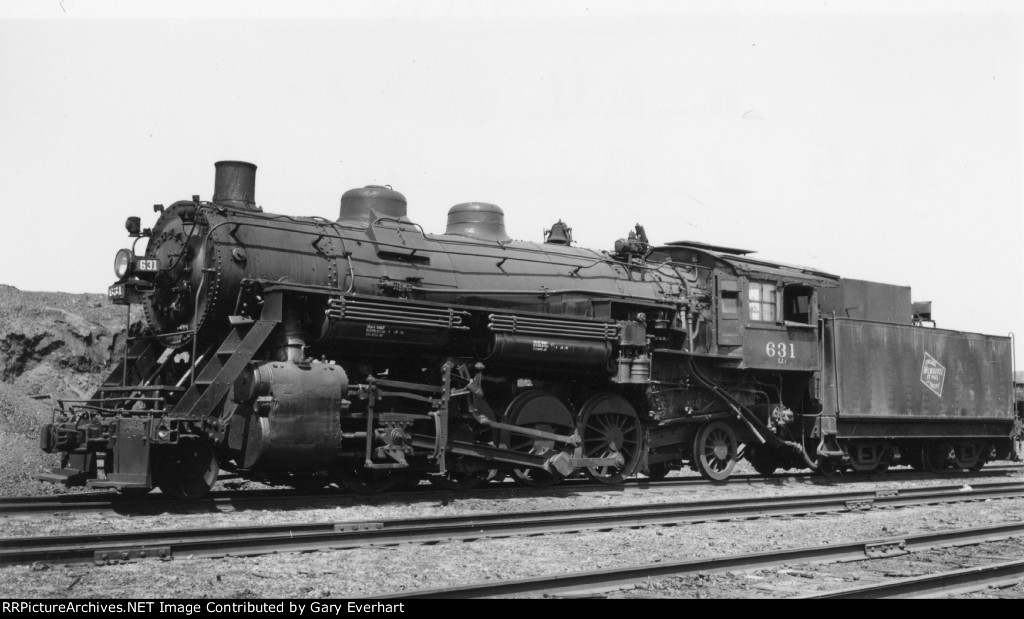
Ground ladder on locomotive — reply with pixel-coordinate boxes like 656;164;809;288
169;317;276;420
94;317;275;418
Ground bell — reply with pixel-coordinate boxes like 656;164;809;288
544;220;573;245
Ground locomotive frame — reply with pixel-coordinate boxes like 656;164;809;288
37;161;1019;498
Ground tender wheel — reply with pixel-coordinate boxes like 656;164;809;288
578;393;643;485
693;421;738;482
501;390;575;488
901;447;924;471
922;444;952;473
847;442;888;473
153;438;219;500
330;462;404;494
953;442;987;471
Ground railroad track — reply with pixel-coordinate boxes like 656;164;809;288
3;480;1023;568
372;522;1024;599
801;556;1024;599
3;463;1021;517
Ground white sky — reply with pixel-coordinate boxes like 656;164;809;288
1;1;1022;367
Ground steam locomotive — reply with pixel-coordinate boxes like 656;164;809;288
38;161;1019;498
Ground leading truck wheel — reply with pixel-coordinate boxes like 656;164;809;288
693;421;738;482
153;438;219;500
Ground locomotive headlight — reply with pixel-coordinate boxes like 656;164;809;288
113;249;134;279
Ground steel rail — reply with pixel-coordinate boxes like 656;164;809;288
370;523;1024;599
2;481;1023;568
799;559;1024;599
1;464;1021;516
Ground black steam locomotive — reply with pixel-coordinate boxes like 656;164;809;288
38;161;1019;498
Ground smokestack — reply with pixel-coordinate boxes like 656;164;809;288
212;161;258;211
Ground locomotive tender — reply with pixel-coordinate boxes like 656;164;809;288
38;161;1019;498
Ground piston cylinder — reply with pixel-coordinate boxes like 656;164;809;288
229;361;348;470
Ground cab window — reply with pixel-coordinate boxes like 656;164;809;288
748;282;776;322
783;285;814;325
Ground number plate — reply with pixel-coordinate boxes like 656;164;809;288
108;284;125;301
135;258;159;272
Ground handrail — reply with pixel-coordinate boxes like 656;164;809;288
191;272;207;388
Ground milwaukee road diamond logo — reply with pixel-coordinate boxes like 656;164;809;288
920;352;946;397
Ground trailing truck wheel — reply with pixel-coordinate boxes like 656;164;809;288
693;421;738;482
578;393;643;485
153;438;219;500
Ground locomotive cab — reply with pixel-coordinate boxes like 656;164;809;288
650;241;838;369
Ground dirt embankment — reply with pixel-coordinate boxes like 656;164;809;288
0;284;136;495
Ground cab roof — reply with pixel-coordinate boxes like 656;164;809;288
653;241;840;286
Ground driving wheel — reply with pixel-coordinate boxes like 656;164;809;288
501;390;574;488
578;393;642;485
